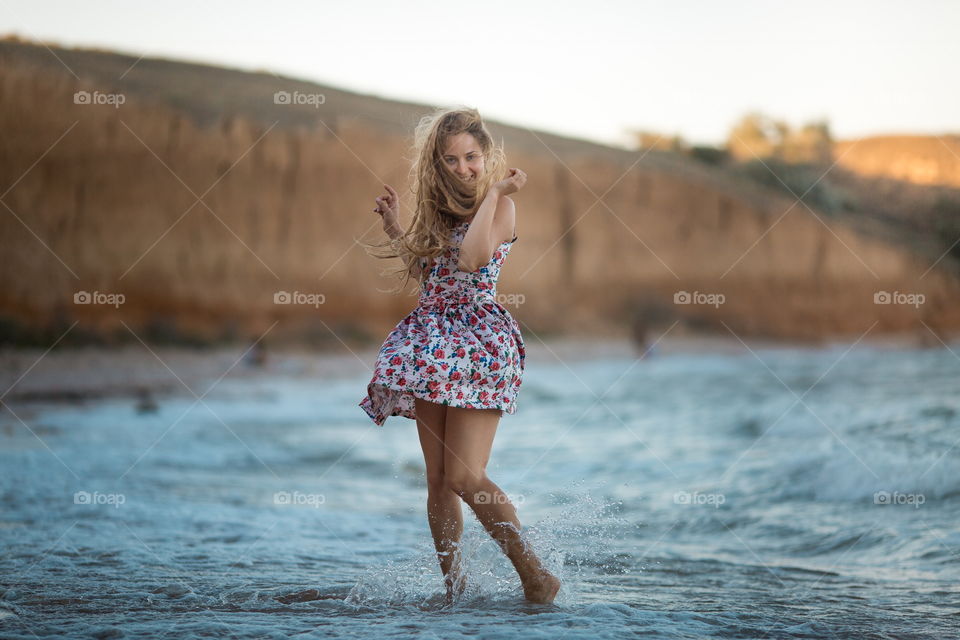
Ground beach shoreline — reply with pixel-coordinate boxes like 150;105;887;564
0;328;949;407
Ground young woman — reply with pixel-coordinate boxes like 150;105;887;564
359;107;561;605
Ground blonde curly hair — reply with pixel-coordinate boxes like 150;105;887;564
360;106;507;294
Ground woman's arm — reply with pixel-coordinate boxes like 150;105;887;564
458;167;525;271
408;248;424;281
457;187;504;272
384;222;404;240
373;183;423;280
385;224;426;281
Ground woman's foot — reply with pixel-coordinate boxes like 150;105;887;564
444;568;467;604
522;570;561;604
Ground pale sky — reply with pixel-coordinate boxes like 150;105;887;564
2;0;957;147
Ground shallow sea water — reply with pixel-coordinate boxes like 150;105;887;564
1;341;958;638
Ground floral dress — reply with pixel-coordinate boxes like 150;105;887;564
359;219;524;426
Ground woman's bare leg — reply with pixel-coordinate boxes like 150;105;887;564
413;398;465;600
443;406;561;604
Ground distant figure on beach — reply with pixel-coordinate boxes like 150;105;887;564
135;387;158;414
631;314;655;357
243;341;268;368
357;107;561;605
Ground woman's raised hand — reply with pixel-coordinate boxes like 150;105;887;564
373;184;401;232
494;168;527;196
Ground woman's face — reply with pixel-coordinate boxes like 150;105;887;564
441;133;485;183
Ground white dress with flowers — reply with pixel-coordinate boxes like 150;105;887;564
359;220;523;426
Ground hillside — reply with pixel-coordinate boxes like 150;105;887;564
2;36;959;347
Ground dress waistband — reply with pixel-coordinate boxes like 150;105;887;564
418;292;498;310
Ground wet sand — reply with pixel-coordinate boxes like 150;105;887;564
0;330;941;406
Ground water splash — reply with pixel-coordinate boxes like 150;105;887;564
344;484;628;609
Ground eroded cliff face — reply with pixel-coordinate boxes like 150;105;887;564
2;38;958;348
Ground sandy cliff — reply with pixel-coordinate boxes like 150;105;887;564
2;38;959;348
